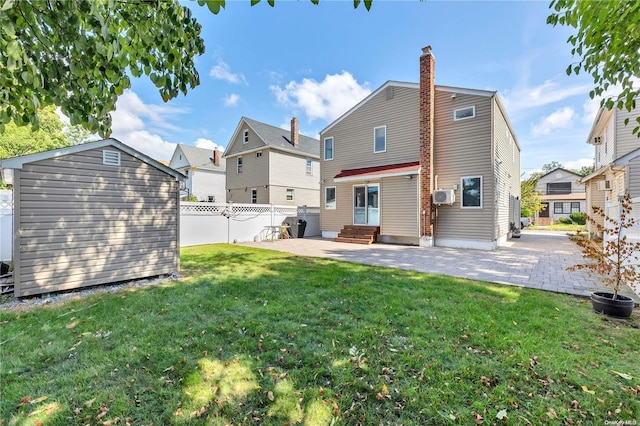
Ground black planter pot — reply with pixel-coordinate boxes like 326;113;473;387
590;292;635;318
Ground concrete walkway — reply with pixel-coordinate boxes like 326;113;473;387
240;230;639;302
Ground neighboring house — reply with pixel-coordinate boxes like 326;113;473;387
581;102;640;235
223;117;320;206
0;138;184;297
319;46;521;250
533;167;586;226
169;144;226;202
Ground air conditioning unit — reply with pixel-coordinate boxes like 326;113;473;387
596;180;611;190
433;189;455;205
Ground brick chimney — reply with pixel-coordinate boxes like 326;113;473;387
213;149;220;166
291;117;299;147
419;45;435;245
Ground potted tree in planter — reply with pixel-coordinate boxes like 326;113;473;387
567;194;640;318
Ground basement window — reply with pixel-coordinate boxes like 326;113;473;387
454;106;475;121
103;150;121;166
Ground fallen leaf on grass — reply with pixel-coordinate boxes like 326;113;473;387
546;408;558;419
496;409;507;420
613;371;633;380
267;391;274;401
581;385;595;394
66;322;78;329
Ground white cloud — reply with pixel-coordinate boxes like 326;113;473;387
531;107;576;137
195;138;223;151
223;93;240;107
564;157;594;171
502;80;592;114
581;76;640;125
271;71;371;122
209;60;247;84
109;90;210;161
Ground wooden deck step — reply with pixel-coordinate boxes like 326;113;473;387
336;225;380;244
335;237;374;245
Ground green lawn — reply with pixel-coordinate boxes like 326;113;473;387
1;244;638;425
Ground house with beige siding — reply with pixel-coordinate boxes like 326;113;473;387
533;167;586;226
169;144;226;202
581;102;640;235
0;138;183;297
319;46;521;250
223;117;320;206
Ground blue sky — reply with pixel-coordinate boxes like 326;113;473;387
109;0;607;177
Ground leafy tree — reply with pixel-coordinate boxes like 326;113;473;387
577;163;595;176
548;0;640;135
0;105;84;159
520;176;543;217
0;105;89;187
0;0;206;137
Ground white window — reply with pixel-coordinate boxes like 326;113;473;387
286;188;294;202
250;189;257;204
325;186;336;209
374;126;386;153
324;137;334;161
306;158;312;175
454;106;476;121
236;156;243;174
102;150;121;166
256;151;262;158
243;129;249;144
461;176;482;208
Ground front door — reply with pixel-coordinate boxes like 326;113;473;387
539;202;549;218
353;184;379;226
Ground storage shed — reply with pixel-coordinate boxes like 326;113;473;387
0;138;184;297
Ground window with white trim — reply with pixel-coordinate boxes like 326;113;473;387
236;156;243;174
374;125;386;153
324;137;334;160
325;186;336;210
454;106;476;121
243;129;249;144
306;158;312;175
554;202;580;214
286;188;294;202
461;176;482;208
250;189;257;204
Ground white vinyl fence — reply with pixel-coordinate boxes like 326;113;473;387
180;202;320;247
0;190;12;262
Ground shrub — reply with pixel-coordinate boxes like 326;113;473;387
569;212;586;225
558;217;573;224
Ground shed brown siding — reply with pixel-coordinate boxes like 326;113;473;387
13;148;179;297
433;90;494;241
320;85;420;233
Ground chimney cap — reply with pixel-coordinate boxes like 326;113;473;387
422;45;433;55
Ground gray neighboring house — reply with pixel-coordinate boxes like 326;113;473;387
223;117;320;206
534;167;586;226
169;144;226;202
0;138;184;297
581;102;640;235
319;45;521;249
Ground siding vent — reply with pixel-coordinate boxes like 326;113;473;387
385;87;394;100
103;150;121;166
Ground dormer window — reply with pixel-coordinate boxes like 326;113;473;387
243;129;249;144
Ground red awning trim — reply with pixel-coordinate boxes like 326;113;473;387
333;161;420;183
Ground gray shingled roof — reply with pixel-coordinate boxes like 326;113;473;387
244;117;319;157
178;144;226;172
